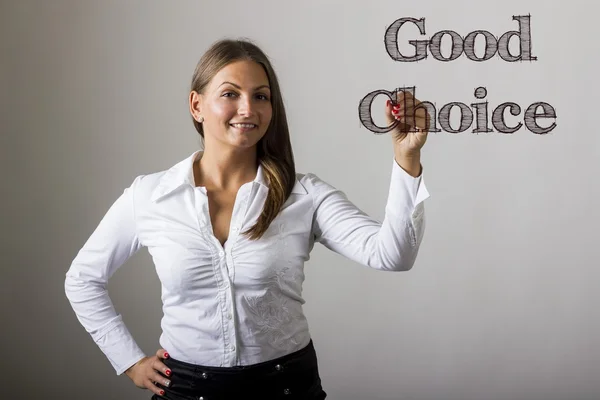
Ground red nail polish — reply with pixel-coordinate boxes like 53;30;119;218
164;352;169;358
160;390;165;395
166;369;171;376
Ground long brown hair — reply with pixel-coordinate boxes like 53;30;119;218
190;38;296;240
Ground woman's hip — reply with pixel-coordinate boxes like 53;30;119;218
151;340;327;400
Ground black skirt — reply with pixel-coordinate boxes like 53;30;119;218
151;340;327;400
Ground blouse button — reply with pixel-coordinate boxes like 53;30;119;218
202;372;208;379
275;364;283;371
283;388;291;395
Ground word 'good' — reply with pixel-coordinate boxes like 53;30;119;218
384;15;536;62
358;86;557;135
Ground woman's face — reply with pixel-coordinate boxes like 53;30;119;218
192;60;273;151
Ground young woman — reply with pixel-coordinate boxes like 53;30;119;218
65;38;431;399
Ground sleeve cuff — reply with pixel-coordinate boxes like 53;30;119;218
94;319;147;375
389;158;430;215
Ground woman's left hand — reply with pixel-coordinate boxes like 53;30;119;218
385;90;430;156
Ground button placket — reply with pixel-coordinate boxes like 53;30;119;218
193;187;208;233
225;251;235;282
226;187;249;283
219;277;238;366
226;291;236;355
218;275;233;363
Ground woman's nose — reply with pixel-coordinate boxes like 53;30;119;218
237;96;255;116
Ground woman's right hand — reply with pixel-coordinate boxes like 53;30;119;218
125;349;172;397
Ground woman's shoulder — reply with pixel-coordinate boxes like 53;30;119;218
126;168;172;205
294;171;339;196
128;152;199;203
130;170;166;190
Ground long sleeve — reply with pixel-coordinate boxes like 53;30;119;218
310;158;430;271
64;176;146;375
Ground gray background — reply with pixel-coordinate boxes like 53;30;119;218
2;0;599;399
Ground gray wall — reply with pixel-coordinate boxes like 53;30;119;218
3;0;599;399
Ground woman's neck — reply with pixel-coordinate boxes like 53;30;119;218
194;146;258;191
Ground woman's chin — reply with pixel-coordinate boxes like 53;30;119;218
221;137;258;150
227;130;265;148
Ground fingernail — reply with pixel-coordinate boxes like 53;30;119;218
164;352;169;358
160;390;165;395
164;379;171;387
166;369;172;376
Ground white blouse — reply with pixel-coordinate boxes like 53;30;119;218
64;150;430;375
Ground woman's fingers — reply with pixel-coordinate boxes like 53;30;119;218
152;358;172;379
142;350;172;397
150;370;172;388
391;102;429;130
391;98;426;116
153;349;172;377
395;89;415;102
156;349;169;359
145;377;167;397
392;108;427;122
387;91;431;137
393;114;429;129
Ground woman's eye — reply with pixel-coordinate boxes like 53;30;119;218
222;92;269;101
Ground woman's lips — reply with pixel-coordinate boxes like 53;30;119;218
230;123;257;132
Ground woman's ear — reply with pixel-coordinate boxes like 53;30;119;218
189;90;203;122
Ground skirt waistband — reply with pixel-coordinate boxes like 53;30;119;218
154;340;327;399
165;340;317;377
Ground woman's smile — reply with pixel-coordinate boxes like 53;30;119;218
230;122;258;132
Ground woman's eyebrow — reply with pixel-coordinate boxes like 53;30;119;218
218;81;270;91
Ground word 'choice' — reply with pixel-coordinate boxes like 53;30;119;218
358;87;556;135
